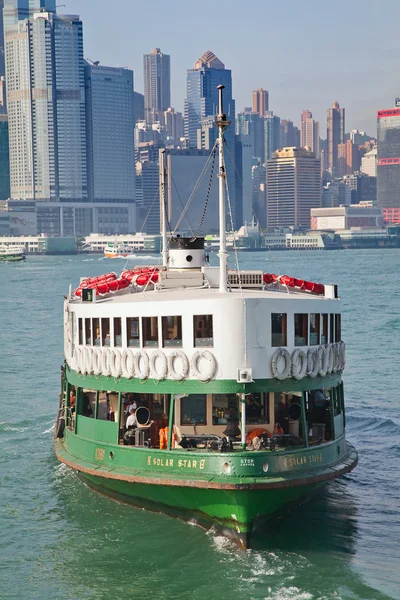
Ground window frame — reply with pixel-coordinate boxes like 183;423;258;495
310;313;320;346
126;317;140;347
180;394;207;426
142;316;159;348
294;313;309;346
271;313;287;347
162;315;183;348
193;314;214;348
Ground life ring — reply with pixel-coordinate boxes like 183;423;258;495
80;347;88;375
122;349;135;379
134;350;150;380
339;341;346;372
306;348;320;378
110;348;122;378
101;348;112;377
326;344;334;374
318;346;328;377
271;348;291;380
191;350;217;382
291;349;307;380
73;347;82;373
150;350;168;381
85;347;94;375
92;347;102;375
168;350;189;381
331;343;339;374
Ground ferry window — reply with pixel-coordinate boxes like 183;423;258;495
142;317;158;347
330;314;334;343
162;316;182;347
193;315;213;347
294;314;308;346
93;318;100;346
101;318;110;346
271;313;287;346
85;319;92;345
78;318;83;345
81;391;95;418
321;314;328;344
212;394;238;425
97;391;118;421
246;393;270;424
181;394;207;425
310;314;320;345
127;317;140;347
114;317;122;347
335;314;341;342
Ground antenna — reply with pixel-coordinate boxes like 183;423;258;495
216;85;231;293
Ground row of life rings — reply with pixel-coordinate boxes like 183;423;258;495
72;347;217;382
74;267;162;297
263;273;325;296
271;342;345;380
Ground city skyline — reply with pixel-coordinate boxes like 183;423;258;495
63;0;400;134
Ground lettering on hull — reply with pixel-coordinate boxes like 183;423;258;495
284;453;322;468
147;456;206;470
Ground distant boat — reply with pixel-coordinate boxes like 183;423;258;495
0;246;26;262
104;242;134;258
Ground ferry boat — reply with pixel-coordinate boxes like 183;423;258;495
104;242;134;258
0;245;26;262
55;87;357;547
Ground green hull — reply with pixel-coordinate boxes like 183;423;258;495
0;254;25;262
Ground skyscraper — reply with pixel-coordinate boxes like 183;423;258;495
264;112;281;161
252;88;269;117
300;109;319;155
266;147;321;228
236;110;264;162
184;50;237;226
377;107;400;210
164;107;183;140
280;119;300;148
327;101;345;174
143;48;170;124
5;8;88;234
84;64;135;233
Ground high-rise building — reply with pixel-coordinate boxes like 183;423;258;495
84;64;135;233
252;88;269;117
197;115;217;151
0;114;9;199
133;91;145;123
266;147;321;228
377;107;400;209
164;107;183;141
184;50;237;225
280;119;300;148
264;112;281;161
337;139;360;176
236;110;264;162
361;148;377;177
143;48;170;124
252;158;266;228
5;10;87;234
300;110;319;154
327;101;345;174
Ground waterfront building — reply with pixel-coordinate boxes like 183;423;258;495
377;107;400;209
266;147;321;228
164;107;183;141
300;110;319;155
327;101;345;174
85;64;135;230
143;48;171;124
361;148;377;177
264;111;281;161
311;205;383;230
252;88;269;117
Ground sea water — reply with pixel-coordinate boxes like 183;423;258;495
0;249;399;600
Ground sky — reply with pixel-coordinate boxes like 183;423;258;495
64;0;400;136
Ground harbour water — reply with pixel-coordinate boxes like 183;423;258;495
1;249;399;600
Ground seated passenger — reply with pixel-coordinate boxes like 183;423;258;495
273;422;284;436
124;407;137;444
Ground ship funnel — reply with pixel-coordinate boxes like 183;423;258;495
168;237;205;269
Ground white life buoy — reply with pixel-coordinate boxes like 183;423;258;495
73;347;82;373
92;347;102;375
332;343;339;374
134;350;150;380
191;350;217;382
80;347;88;375
110;348;122;378
101;348;112;377
122;349;135;379
271;348;291;380
168;350;189;381
339;341;346;372
150;350;168;381
326;344;334;374
306;348;320;379
291;349;307;380
318;346;328;377
85;347;94;375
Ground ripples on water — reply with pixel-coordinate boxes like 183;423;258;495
0;250;399;600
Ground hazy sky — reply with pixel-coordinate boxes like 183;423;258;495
64;0;400;136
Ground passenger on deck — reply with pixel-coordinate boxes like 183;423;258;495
124;407;138;445
273;422;284;436
70;389;76;413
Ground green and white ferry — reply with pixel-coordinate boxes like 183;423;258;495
0;245;26;262
55;87;357;547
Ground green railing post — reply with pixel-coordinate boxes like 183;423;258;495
167;394;175;450
94;390;99;420
301;391;308;447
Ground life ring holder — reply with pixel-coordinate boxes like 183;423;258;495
150;350;168;381
191;350;217;382
306;348;320;378
168;350;189;381
318;346;328;377
110;348;122;378
134;350;150;380
92;347;102;375
101;348;112;377
291;349;307;380
271;348;291;380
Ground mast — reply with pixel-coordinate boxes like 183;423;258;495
159;149;168;267
216;85;230;293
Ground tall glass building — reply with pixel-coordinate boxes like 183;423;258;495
264;112;281;161
184;51;238;227
143;48;170;124
377;107;400;209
